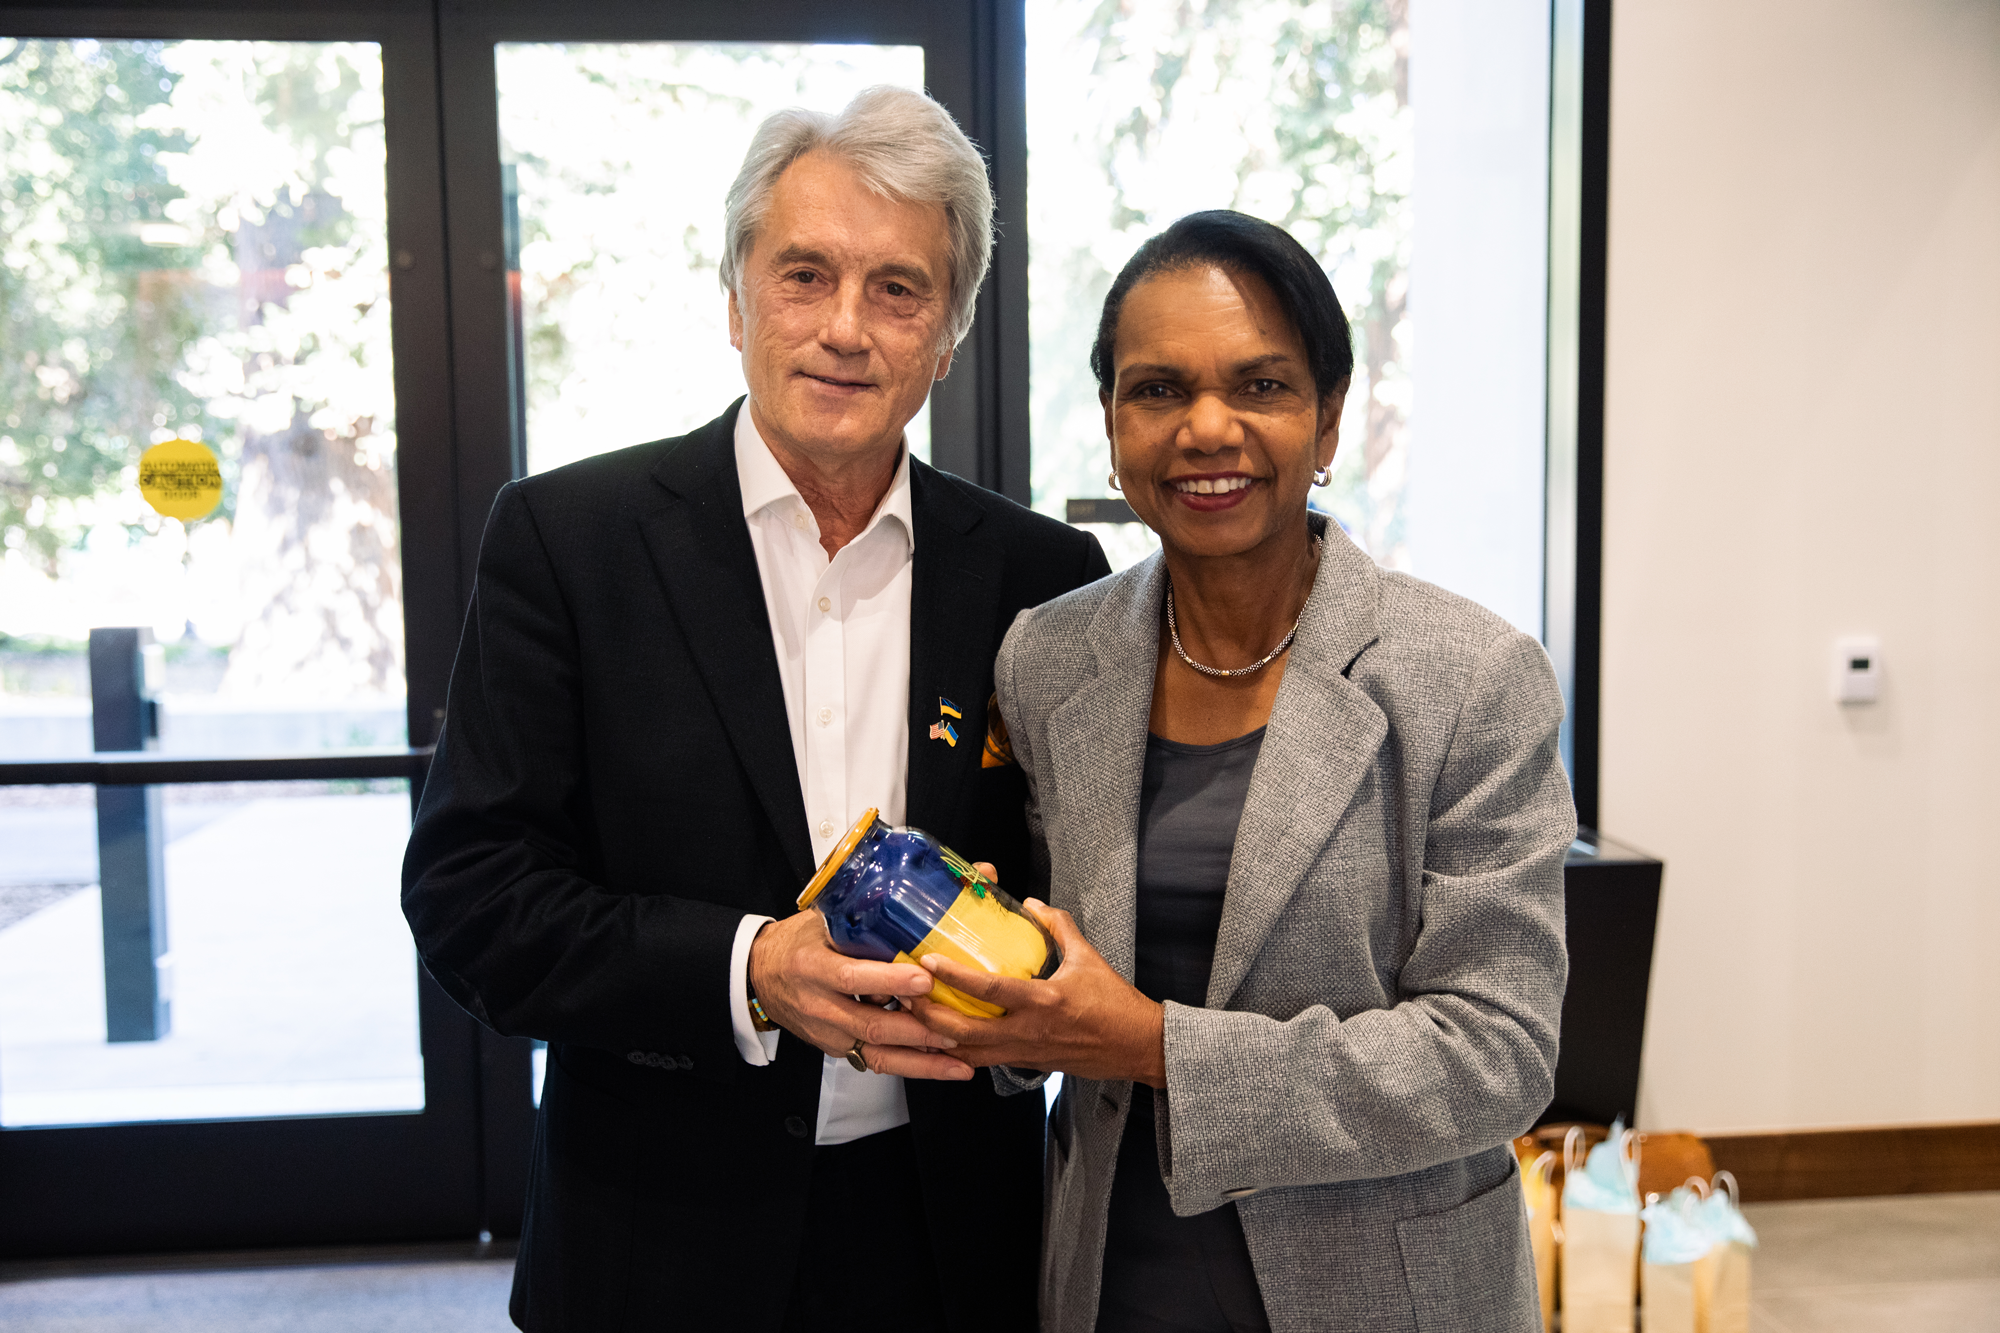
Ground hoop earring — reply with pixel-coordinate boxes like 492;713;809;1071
1313;467;1333;488
1108;471;1122;492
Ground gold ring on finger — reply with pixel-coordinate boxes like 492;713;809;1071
844;1039;869;1073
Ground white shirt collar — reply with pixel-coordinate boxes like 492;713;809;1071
734;401;915;556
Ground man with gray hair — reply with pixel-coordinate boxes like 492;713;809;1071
404;86;1107;1331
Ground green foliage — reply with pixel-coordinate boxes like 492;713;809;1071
1;39;402;698
0;39;216;573
1027;0;1413;566
0;630;86;656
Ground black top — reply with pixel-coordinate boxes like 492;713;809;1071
1097;729;1272;1333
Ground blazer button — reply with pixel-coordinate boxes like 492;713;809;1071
784;1115;809;1139
1223;1187;1259;1200
627;1051;647;1065
677;1055;695;1070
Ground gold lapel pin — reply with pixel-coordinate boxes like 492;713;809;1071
981;693;1015;769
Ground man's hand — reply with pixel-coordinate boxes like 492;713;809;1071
909;900;1166;1087
749;909;973;1081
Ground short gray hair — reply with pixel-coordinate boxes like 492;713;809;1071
721;85;994;349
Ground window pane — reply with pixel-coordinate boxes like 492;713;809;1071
1026;1;1551;635
496;43;929;477
0;40;405;757
0;781;421;1128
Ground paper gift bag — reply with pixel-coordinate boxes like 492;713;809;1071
1559;1123;1642;1333
1692;1171;1757;1333
1643;1260;1697;1333
1516;1147;1558;1333
1639;1186;1711;1333
1694;1244;1753;1333
1561;1207;1640;1333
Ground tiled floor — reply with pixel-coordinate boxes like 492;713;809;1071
1744;1191;2000;1333
0;1243;517;1333
0;1193;1994;1330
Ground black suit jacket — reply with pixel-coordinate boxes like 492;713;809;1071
403;401;1109;1332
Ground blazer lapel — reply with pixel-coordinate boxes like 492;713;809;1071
904;462;1004;838
638;402;815;888
1207;528;1387;1007
1041;558;1167;982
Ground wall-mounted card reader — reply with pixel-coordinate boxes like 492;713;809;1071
1833;635;1881;705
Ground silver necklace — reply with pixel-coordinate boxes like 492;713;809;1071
1166;583;1305;679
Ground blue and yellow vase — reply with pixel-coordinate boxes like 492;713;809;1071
797;809;1059;1018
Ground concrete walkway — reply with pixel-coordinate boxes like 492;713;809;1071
0;791;421;1127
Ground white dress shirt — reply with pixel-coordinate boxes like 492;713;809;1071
725;404;914;1146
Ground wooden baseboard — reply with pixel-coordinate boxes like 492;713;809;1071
1704;1121;2000;1202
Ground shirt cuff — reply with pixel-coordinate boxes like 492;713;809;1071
730;913;781;1066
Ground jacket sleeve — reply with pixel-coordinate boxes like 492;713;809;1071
987;608;1053;1097
401;482;746;1074
1157;627;1573;1211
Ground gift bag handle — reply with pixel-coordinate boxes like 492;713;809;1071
1532;1150;1557;1187
1683;1175;1711;1199
1713;1170;1741;1208
1564;1125;1587;1176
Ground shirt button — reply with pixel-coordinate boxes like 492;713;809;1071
791;511;809;531
817;819;835;839
784;1115;810;1139
816;707;833;727
817;596;831;613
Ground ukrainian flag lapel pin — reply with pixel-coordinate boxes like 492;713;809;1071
930;696;961;747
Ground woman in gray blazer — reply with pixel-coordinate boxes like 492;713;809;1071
912;211;1573;1333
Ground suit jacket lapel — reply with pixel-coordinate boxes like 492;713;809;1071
1208;528;1386;1006
638;401;815;890
904;461;1004;838
1041;558;1166;982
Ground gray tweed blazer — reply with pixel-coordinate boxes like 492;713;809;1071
992;521;1573;1333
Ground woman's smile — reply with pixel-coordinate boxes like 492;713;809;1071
1168;472;1258;510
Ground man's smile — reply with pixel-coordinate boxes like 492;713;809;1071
798;369;877;391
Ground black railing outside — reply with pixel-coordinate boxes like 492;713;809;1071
0;748;434;788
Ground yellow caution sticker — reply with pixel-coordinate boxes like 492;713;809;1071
138;438;223;521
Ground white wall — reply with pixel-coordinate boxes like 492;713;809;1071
1602;0;2000;1134
1407;0;1550;638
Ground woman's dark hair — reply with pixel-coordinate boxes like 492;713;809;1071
1089;210;1354;401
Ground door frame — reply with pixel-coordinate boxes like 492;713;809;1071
0;0;482;1257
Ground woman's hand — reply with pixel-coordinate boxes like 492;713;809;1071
909;899;1166;1087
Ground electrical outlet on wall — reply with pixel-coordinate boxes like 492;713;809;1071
1833;635;1881;705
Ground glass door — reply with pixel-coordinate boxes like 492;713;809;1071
434;0;1022;1235
0;6;483;1256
